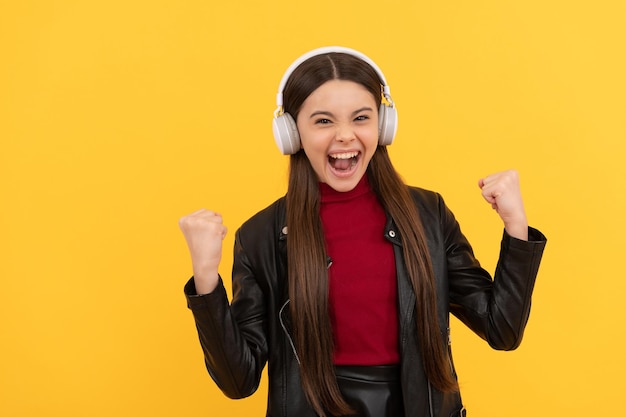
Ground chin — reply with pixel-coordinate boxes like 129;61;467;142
325;177;362;193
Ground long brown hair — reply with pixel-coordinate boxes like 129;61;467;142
284;52;458;416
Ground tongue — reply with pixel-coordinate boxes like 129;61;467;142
331;158;352;171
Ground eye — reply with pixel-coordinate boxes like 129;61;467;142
355;115;370;121
315;118;332;124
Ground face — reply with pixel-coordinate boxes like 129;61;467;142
296;79;379;193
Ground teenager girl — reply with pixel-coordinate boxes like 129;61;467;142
179;46;547;417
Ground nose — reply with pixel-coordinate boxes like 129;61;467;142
335;123;356;142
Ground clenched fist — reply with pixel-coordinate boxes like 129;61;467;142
478;170;529;241
179;209;228;294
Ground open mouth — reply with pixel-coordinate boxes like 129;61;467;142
328;151;360;173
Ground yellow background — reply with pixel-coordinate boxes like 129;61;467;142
1;1;625;416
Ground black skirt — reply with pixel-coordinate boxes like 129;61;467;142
335;365;405;417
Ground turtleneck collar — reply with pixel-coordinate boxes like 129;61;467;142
319;175;371;203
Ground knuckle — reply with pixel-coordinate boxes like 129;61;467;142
178;216;189;227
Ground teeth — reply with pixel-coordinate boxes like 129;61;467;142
329;151;358;160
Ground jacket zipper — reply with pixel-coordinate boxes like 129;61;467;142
279;299;301;364
427;380;435;417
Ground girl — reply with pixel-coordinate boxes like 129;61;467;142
179;46;546;417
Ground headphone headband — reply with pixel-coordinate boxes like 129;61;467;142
275;46;392;109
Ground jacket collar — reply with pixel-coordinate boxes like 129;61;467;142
278;215;401;246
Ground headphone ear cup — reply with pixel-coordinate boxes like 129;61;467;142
378;103;398;146
272;113;301;155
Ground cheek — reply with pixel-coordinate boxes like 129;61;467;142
364;126;380;148
300;128;330;153
300;136;328;167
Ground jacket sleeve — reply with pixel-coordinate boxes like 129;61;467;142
441;197;547;350
184;228;268;398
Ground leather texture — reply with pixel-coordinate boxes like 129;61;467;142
335;365;404;416
185;186;547;417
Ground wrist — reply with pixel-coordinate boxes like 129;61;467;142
504;220;529;241
193;272;220;295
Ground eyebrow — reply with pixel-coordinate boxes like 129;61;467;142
308;107;375;119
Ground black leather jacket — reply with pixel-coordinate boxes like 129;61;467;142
185;187;546;417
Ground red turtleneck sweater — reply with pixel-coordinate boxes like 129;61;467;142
319;176;399;365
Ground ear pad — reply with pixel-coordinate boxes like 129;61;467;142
272;113;301;155
378;103;398;146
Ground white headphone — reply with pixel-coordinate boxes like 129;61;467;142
272;46;398;155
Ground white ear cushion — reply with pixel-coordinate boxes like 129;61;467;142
378;104;398;146
272;113;301;155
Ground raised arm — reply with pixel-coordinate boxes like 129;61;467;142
447;171;546;349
